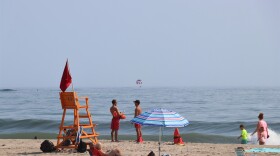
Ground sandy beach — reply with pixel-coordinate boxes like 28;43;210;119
0;139;279;156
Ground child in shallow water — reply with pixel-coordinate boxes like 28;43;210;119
238;124;248;144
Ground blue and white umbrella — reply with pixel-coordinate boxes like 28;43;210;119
131;108;189;127
131;108;189;156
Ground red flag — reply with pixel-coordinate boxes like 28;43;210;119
60;60;72;92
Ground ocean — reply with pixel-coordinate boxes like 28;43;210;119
0;87;280;144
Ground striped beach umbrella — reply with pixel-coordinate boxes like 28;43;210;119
131;108;189;156
131;108;189;127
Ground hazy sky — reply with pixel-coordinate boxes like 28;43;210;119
0;1;280;88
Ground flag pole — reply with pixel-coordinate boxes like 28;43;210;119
60;58;73;92
159;127;161;156
68;58;74;92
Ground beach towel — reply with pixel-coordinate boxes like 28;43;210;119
75;126;83;144
246;148;280;153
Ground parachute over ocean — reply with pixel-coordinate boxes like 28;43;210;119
136;79;142;87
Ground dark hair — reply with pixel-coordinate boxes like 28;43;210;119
147;151;155;156
112;99;117;104
258;113;264;120
134;100;140;105
240;124;244;128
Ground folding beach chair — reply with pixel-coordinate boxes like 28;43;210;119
56;92;99;150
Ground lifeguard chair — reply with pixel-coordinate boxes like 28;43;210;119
56;92;99;150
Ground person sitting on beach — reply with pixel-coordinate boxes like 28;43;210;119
251;113;269;145
90;143;103;156
110;99;123;142
237;124;248;144
89;143;121;156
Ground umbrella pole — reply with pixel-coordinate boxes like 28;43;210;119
159;127;161;156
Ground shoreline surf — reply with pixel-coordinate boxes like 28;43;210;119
1;87;280;145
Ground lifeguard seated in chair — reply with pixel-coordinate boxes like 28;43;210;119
56;92;99;150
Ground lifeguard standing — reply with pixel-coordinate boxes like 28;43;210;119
110;99;123;142
134;100;143;143
174;128;184;145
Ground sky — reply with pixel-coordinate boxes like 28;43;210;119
0;0;280;88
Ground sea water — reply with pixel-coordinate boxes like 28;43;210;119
0;87;280;144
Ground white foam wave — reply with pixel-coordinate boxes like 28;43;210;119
247;128;280;145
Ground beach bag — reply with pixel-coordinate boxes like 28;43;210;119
77;140;87;153
62;139;71;146
40;140;55;152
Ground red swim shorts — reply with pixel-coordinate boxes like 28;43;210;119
134;123;141;129
111;118;120;130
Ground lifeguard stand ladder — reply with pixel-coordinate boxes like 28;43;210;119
56;92;99;149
